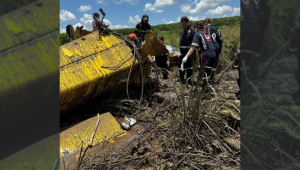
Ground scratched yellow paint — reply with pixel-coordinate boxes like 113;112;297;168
0;0;59;114
0;0;59;168
60;32;140;112
3;18;23;34
60;112;125;156
0;0;58;51
59;27;168;112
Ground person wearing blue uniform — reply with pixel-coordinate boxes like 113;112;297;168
152;37;170;79
178;16;196;84
292;9;300;103
182;22;216;85
203;17;223;83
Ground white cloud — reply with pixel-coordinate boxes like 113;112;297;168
162;19;174;24
60;28;66;33
223;15;227;17
207;5;232;16
103;19;112;25
114;0;139;5
128;15;141;24
78;5;92;12
187;15;205;21
97;0;108;5
110;25;130;29
180;0;231;14
232;7;240;16
80;13;94;28
153;0;179;8
144;0;178;13
60;10;76;22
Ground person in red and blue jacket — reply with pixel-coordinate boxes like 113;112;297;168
181;22;216;85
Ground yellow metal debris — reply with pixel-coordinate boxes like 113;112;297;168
60;26;168;112
60;112;125;156
0;0;59;114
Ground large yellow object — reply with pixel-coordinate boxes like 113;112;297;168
60;112;124;156
60;30;168;112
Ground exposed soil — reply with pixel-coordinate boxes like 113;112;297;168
60;65;241;170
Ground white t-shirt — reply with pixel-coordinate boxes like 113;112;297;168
92;18;101;27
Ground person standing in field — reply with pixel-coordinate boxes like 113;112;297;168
178;16;196;84
203;17;223;83
181;22;216;86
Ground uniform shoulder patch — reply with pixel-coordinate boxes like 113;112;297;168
212;33;217;39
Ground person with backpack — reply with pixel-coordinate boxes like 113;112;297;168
203;17;223;83
134;14;151;42
181;22;216;86
178;16;196;84
152;37;170;79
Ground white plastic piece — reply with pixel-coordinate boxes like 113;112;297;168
120;122;130;130
128;118;137;126
124;117;131;125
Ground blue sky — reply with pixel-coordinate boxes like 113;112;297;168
60;0;240;33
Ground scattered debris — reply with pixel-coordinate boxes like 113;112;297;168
120;117;137;130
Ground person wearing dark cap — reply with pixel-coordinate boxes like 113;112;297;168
179;16;196;84
152;37;170;79
134;14;151;42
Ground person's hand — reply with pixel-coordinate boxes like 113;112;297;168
182;56;188;63
152;58;156;64
166;61;170;67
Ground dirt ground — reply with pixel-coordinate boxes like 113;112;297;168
60;65;241;170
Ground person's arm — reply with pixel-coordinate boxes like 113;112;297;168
184;46;196;59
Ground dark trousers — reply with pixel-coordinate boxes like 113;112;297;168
156;56;168;79
210;50;221;81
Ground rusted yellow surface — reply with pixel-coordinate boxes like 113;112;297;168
60;112;125;156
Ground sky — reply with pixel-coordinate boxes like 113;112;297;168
60;0;240;33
